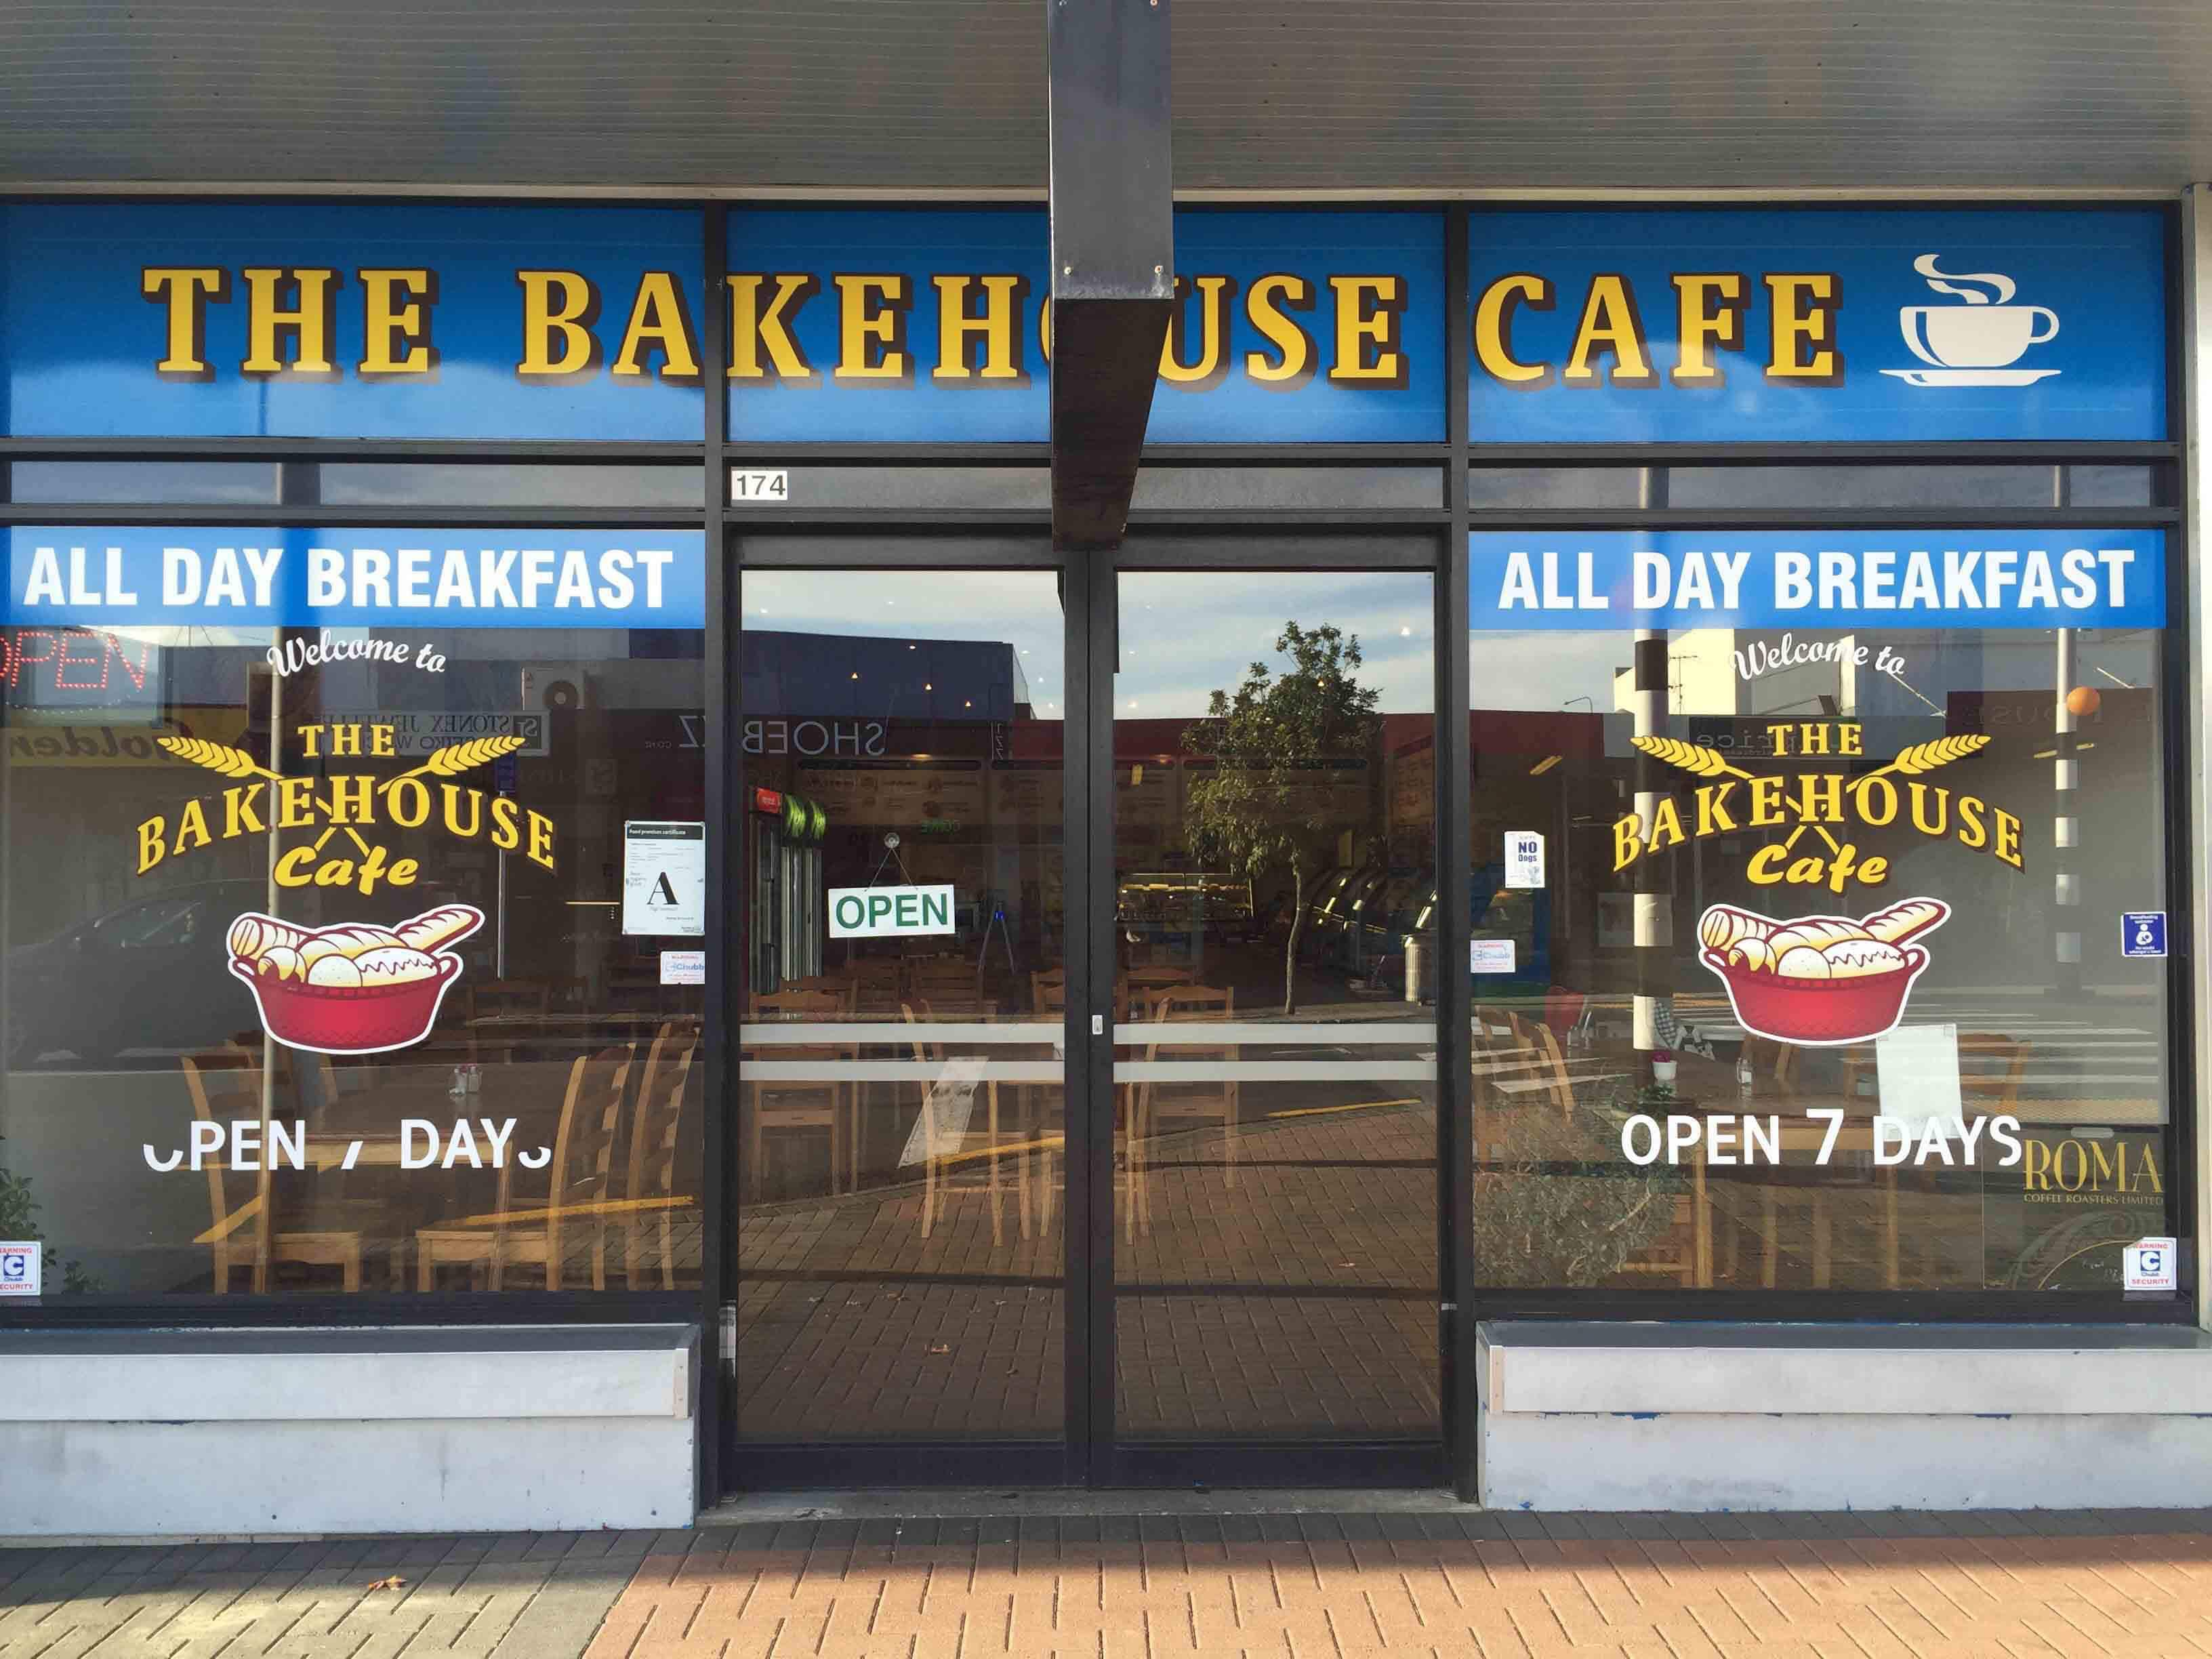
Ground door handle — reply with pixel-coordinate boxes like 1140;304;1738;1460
1092;1015;1104;1036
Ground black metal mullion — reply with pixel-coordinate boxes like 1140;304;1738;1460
1082;549;1120;1483
1439;201;1478;1504
700;199;733;1507
1059;545;1094;1483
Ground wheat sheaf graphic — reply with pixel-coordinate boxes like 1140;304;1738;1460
1630;735;1752;779
155;736;282;781
392;735;529;783
1866;734;1990;779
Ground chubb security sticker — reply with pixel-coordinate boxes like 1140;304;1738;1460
0;1242;41;1298
2123;1237;2179;1293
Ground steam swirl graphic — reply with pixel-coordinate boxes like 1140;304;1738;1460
1913;253;2015;306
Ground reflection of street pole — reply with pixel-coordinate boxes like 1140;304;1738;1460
1631;467;1670;1068
2054;628;2081;997
1632;629;1668;1062
1561;696;1593;972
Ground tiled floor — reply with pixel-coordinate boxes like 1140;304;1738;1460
18;1509;2212;1658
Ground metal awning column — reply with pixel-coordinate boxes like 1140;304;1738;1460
1046;0;1173;551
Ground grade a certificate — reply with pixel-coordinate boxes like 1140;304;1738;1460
622;821;706;936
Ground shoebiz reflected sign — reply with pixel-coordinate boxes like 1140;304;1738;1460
1468;205;2167;441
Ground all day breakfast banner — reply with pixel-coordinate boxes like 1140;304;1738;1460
1468;530;2167;632
3;528;708;630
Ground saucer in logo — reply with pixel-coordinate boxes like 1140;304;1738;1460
1883;254;2060;389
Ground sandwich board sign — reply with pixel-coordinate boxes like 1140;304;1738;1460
828;884;956;939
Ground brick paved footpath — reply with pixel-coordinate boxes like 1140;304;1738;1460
10;1511;2212;1658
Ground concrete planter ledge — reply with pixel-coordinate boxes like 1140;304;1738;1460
1477;1322;2212;1513
1482;1321;2212;1417
0;1324;698;1536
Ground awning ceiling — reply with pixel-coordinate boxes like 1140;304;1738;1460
5;1;2211;193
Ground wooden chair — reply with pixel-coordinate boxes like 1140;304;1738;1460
182;1047;362;1294
909;956;981;1003
1959;1033;2032;1113
901;1004;1024;1244
743;989;853;1198
847;955;906;1013
783;974;856;1010
1031;967;1066;1016
626;1022;697;1289
415;1046;633;1290
467;979;550;1018
1132;987;1240;1213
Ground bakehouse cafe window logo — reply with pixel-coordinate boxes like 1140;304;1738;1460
1617;719;2026;1046
135;722;555;1054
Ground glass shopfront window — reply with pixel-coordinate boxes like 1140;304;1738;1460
1;539;706;1300
1467;531;2178;1296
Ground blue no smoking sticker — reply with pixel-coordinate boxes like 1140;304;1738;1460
2122;912;2167;958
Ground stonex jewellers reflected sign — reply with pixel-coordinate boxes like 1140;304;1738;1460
1468;531;2166;632
1468;206;2167;441
2;529;706;630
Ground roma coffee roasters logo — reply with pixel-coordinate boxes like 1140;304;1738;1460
136;721;556;1054
1613;720;2024;895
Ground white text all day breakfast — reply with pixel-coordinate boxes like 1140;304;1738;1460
15;542;678;613
1494;544;2139;614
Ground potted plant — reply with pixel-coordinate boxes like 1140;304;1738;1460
1651;1047;1677;1085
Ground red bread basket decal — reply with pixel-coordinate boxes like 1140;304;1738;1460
225;904;484;1055
1696;897;1949;1047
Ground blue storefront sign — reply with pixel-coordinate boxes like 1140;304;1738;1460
3;529;707;630
1469;529;2166;632
726;207;1446;443
0;203;707;440
1467;207;2167;443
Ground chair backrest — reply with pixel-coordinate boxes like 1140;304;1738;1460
1959;1032;2031;1106
1528;1021;1574;1117
920;994;996;1021
469;979;550;1018
1152;984;1232;1022
751;988;842;1017
180;1044;265;1286
1742;1034;1799;1093
1031;968;1066;1014
783;975;855;1010
628;1023;695;1204
501;1044;632;1282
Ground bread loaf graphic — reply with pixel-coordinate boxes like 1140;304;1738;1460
1698;905;1776;953
226;902;487;1055
228;905;485;985
1695;896;1948;1045
1861;897;1950;945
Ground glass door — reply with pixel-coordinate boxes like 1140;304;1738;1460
726;543;1448;1488
731;562;1071;1477
1099;560;1444;1481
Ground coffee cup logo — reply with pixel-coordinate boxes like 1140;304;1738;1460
1883;255;2061;388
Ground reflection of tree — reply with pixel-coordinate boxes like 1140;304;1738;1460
1182;622;1380;1016
1471;1084;1682;1287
